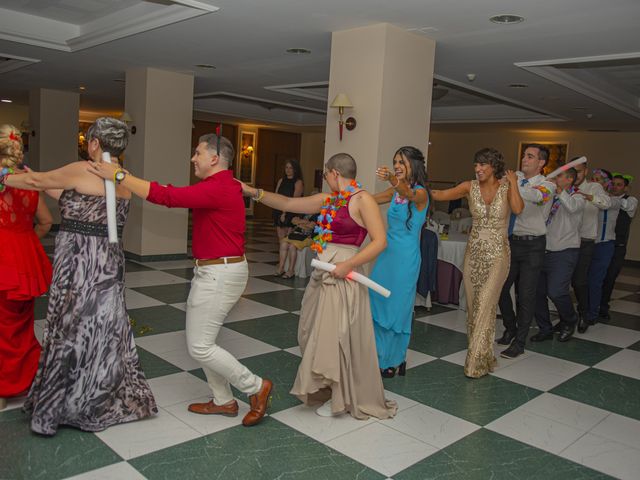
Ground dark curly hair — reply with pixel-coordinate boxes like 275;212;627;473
473;148;505;179
393;146;430;230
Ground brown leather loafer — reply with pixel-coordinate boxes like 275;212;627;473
188;400;238;417
242;379;273;427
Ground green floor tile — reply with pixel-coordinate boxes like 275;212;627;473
190;350;302;413
129;417;383;480
256;274;310;289
34;295;49;320
605;310;640;331
551;368;640;420
243;289;306;312
384;359;542;425
124;260;154;272
132;283;191;304
395;428;612;480
136;347;182;379
629;340;640;351
161;267;194;280
408;322;469;357
414;303;456;318
0;408;121;480
225;313;300;349
128;305;186;338
526;337;621;366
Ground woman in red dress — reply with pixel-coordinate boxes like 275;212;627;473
0;124;53;410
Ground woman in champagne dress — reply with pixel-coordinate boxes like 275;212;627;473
431;148;523;378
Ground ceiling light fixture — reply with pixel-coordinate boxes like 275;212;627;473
79;86;86;91
286;48;311;55
508;83;528;88
490;14;524;24
195;64;216;69
1;99;12;103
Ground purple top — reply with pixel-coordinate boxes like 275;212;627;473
331;192;367;247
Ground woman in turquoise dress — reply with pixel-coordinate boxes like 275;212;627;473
371;146;429;378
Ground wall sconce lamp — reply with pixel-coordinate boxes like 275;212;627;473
242;145;254;158
330;93;354;141
120;112;136;134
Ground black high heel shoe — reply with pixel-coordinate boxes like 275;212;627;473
380;367;397;378
398;361;407;376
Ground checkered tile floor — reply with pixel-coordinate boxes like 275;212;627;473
3;219;640;479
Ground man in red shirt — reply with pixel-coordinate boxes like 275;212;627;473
88;134;272;427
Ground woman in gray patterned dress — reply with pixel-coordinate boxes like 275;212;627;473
5;117;157;435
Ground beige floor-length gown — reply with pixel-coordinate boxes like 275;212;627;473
463;180;511;378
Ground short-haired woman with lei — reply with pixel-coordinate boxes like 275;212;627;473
241;153;397;420
0;125;53;411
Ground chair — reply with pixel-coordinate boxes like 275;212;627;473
431;211;451;225
451;207;471;219
451;217;473;233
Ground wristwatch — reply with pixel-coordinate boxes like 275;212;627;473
114;168;127;184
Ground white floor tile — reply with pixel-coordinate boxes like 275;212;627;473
34;322;44;343
574;323;640;348
284;346;302;357
590;414;640;450
325;422;438;477
164;397;251;436
95;408;201;460
616;275;640;286
170;302;186;311
66;462;147;480
441;343;532;371
384;404;479;449
609;299;640;316
125;288;164;309
418;309;468;334
244;252;280;263
224;297;287;323
242;277;291;295
272;404;373;443
156;348;201;371
382;390;418;412
594;349;640;380
146;372;211;407
405;349;437;369
248;262;282;277
140;259;197;270
2;394;26;411
611;289;632;300
124;270;189;288
135;331;186;355
216;328;280;359
486;409;587;454
518;393;609;431
492;353;588;391
560;433;640;480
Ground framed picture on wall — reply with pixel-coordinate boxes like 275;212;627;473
518;142;569;175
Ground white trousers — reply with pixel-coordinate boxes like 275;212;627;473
186;260;261;404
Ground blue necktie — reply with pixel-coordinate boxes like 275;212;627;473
508;178;528;235
600;209;608;242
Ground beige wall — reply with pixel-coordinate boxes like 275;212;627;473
300;131;325;194
0;103;29;128
428;127;640;260
123;67;194;257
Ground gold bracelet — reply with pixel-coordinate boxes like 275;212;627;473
254;188;265;202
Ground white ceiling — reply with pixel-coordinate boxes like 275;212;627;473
0;0;639;130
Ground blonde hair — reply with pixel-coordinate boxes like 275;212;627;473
0;124;24;168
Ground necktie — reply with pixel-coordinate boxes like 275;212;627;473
546;195;561;226
508;178;528;235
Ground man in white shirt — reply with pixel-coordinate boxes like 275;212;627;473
498;144;555;359
532;169;584;342
571;160;612;333
600;174;638;320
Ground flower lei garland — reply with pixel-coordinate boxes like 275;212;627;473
532;185;552;205
0;167;15;193
593;168;612;191
311;179;361;253
8;132;21;143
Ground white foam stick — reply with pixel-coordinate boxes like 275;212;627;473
311;259;391;298
102;152;118;244
545;156;587;179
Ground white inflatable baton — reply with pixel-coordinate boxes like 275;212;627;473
545;156;587;180
310;259;391;298
101;152;118;244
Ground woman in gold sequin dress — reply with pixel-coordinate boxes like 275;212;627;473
431;148;523;378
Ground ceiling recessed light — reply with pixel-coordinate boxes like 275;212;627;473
490;14;524;24
509;83;528;88
286;48;311;55
195;64;216;69
1;99;12;103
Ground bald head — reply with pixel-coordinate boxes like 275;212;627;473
325;153;357;179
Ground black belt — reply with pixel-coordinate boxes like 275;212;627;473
509;234;545;241
580;238;595;244
60;219;123;238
